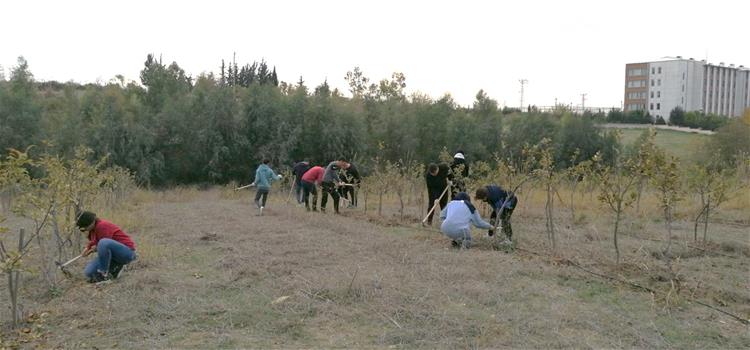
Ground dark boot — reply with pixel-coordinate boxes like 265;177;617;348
109;263;125;279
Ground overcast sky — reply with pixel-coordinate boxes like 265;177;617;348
2;0;748;107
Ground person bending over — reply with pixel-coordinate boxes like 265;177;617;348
321;158;349;214
475;185;518;242
77;211;136;283
301;165;324;211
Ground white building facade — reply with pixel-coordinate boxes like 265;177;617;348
624;58;749;121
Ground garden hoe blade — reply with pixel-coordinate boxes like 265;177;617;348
56;254;82;278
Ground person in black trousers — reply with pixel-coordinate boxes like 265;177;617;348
339;162;361;208
475;185;518;241
450;150;470;199
425;163;452;225
321;159;349;214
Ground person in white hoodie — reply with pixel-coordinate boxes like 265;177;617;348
439;192;493;249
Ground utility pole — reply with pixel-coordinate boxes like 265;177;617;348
233;52;237;98
580;93;587;113
519;79;528;110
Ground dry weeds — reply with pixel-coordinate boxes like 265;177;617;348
1;187;748;349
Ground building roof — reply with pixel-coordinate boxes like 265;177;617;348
628;56;748;71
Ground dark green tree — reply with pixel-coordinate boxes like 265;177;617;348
0;57;41;153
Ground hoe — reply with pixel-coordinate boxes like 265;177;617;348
55;254;83;277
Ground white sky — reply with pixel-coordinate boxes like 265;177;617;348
2;0;748;108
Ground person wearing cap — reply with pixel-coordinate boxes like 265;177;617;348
450;150;470;199
249;159;283;209
475;185;518;242
292;160;311;204
320;158;350;214
77;211;136;282
439;192;493;249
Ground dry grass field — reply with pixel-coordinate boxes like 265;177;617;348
1;185;749;349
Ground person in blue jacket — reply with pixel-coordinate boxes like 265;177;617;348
250;159;282;209
439;192;493;249
475;185;518;241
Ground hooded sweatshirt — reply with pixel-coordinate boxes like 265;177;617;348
483;185;517;210
439;199;491;235
322;161;341;183
293;162;310;184
254;163;281;190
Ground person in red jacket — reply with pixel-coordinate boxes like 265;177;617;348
300;165;324;211
77;211;136;283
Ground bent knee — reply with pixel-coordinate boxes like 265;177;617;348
96;238;117;249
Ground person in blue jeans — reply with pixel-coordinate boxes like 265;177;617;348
292;160;310;204
77;211;137;282
440;192;493;249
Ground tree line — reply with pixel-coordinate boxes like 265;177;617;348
0;55;747;186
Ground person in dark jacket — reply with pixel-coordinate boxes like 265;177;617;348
475;185;518;241
424;163;452;225
339;162;361;208
321;158;349;214
292;160;311;204
450;150;469;199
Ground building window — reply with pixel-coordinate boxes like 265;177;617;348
658;79;661;86
651;79;655;87
626;80;645;88
650;103;654;110
657;91;661;98
627;68;645;77
650;91;654;98
652;67;655;74
682;85;684;92
657;103;660;110
658;67;662;74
